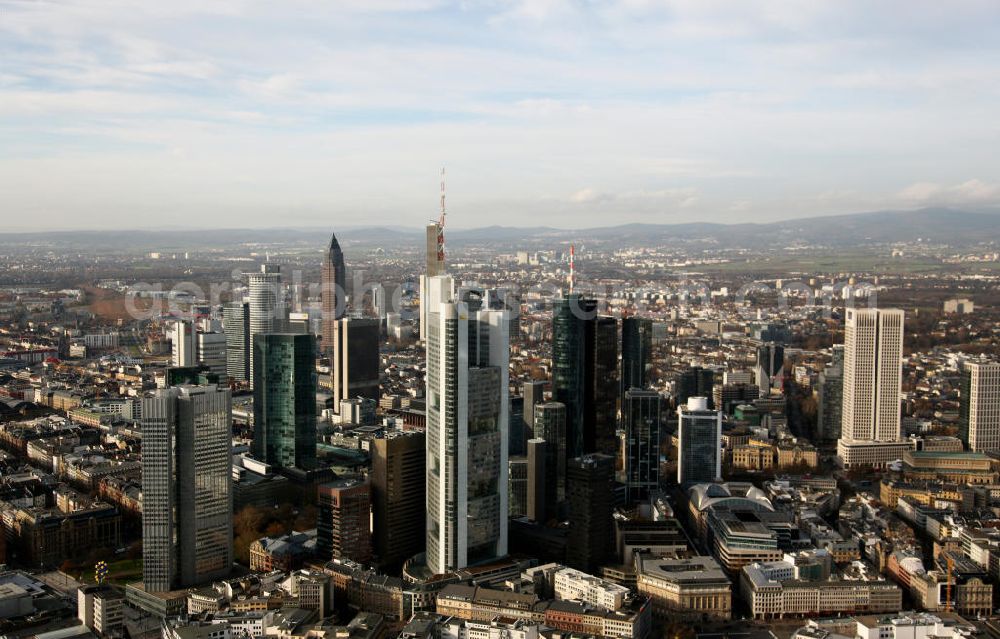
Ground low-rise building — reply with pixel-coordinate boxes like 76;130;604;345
634;554;731;621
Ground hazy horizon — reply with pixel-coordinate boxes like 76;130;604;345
4;1;1000;230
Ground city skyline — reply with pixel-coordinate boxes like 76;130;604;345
4;2;1000;230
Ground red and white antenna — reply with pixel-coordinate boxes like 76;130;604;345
569;244;575;293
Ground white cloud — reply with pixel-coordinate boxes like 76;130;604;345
898;179;1000;205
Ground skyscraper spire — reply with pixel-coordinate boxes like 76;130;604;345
322;231;347;358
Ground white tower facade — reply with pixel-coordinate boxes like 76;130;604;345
961;361;1000;452
247;264;285;387
837;308;908;467
424;275;509;575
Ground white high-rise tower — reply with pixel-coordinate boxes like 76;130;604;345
424;274;509;575
247;264;285;387
837;308;909;467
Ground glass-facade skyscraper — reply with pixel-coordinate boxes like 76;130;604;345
321;232;347;359
252;333;317;471
424;274;509;575
223;301;250;382
676;396;721;485
621;317;652;393
247;264;284;387
623;388;662;504
142;385;232;592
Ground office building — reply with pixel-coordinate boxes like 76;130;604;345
676;367;714;408
196;331;227;382
533;401;567;516
424;274;509;574
509;457;529;518
741;561;902;619
169;320;194;368
677;397;721;485
418;220;447;342
322;232;347;358
552;294;597;459
837;308;907;467
78;584;125;636
816;364;843;442
754;343;784;394
142;385;233;592
371;431;426;570
593;316;619;458
526;438;548;523
247;264;285;387
635;554;732;621
624;389;662;504
622;317;653;394
959;361;1000;452
318;478;373;565
509;395;528;457
523;380;546;429
331;317;381;408
223;301;250;382
252;333;317;471
566;453;614;573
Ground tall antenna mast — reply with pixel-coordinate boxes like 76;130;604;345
439;167;446;226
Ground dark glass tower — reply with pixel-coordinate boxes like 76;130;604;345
533;401;567;519
566;453;614;573
552;294;596;459
677;366;715;408
252;333;317;470
322;232;347;359
622;317;653;393
593;317;619;458
623;389;662;504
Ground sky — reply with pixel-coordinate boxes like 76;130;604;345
2;0;1000;230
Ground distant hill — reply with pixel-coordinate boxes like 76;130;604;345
1;207;997;249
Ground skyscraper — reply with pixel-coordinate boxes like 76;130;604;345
754;343;785;395
317;478;372;564
331;317;380;409
676;367;715;408
624;389;662;504
552;294;597;459
817;360;844;443
418;221;446;342
321;232;347;359
621;317;653;393
522;380;546;428
424;274;509;575
196;331;227;382
142;385;232;592
533;401;567;517
223;301;250;382
526;438;548;523
371;431;426;571
248;264;285;387
566;453;614;573
837;308;907;467
508;457;528;518
169;320;194;368
959;361;1000;452
252;333;317;471
676;396;721;485
593;316;619;458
